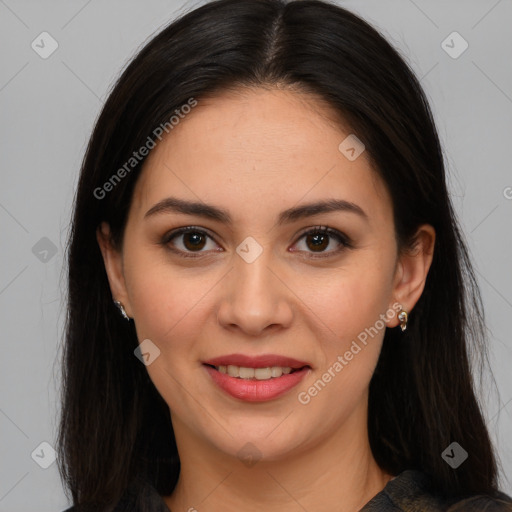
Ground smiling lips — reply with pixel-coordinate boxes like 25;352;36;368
203;353;312;402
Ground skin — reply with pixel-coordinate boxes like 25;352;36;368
97;86;435;512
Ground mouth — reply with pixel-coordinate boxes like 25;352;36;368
203;363;309;380
202;355;312;402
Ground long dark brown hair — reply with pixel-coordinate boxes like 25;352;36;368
56;0;509;509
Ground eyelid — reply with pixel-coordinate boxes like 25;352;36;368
295;225;352;245
162;225;217;242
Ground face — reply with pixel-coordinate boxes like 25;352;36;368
98;87;432;463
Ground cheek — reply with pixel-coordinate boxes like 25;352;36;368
125;260;214;409
294;279;390;422
295;254;394;396
123;242;216;340
304;260;394;341
129;270;210;347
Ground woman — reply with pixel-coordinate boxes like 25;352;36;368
57;0;512;510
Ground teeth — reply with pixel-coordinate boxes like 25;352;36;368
226;365;239;377
271;367;282;378
216;364;295;380
239;366;254;379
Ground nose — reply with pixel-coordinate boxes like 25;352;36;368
216;244;294;337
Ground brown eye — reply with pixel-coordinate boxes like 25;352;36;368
162;226;220;258
293;226;352;257
182;231;207;251
305;232;330;252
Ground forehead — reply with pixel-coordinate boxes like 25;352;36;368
130;87;391;226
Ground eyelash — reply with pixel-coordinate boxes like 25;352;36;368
161;225;353;260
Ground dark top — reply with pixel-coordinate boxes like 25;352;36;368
62;469;512;511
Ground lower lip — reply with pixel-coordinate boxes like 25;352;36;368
203;364;311;402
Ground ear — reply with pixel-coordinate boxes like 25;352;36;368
96;222;133;317
387;224;435;328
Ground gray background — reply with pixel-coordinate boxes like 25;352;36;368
0;0;511;510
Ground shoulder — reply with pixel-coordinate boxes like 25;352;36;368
361;469;512;511
361;469;445;511
445;491;512;511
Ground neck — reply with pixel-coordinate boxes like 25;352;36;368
164;402;393;512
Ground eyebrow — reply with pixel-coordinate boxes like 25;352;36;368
144;196;368;225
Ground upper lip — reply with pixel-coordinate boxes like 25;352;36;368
203;353;311;369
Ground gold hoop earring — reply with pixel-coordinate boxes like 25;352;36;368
114;299;130;320
398;309;408;332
